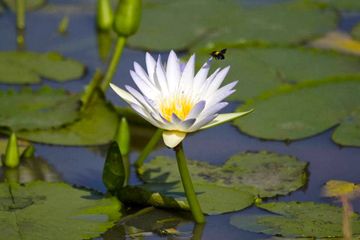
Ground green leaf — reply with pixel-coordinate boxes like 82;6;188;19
0;181;122;240
332;108;360;147
143;151;307;198
352;23;360;41
16;91;119;146
130;151;306;214
195;47;360;101
128;0;337;51
313;0;360;11
0;51;85;84
230;201;360;238
0;87;80;131
234;78;360;146
103;142;125;193
2;0;46;11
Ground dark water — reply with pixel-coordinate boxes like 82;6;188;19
0;1;360;239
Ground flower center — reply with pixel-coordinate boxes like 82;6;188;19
160;96;194;122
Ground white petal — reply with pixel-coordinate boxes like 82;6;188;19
200;110;253;130
186;100;206;120
179;118;196;130
134;62;149;83
180;54;195;92
162;131;187;148
110;83;139;105
130;70;158;99
204;66;230;98
198;68;221;97
193;58;211;91
166;50;181;92
130;103;162;128
207;81;238;106
188;114;217;132
155;55;168;93
146;52;156;83
200;102;228;118
125;85;157;113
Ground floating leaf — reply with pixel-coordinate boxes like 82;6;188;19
313;0;360;11
130;152;306;214
352;23;360;41
2;0;46;11
230;201;360;238
0;87;80;131
332;108;360;147
143;151;307;198
128;0;337;51
0;181;122;240
323;180;360;198
16;91;119;146
310;31;360;56
103;207;191;239
234;78;360;146
195;47;360;101
0;51;85;84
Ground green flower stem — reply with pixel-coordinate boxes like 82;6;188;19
134;128;162;170
100;36;126;92
16;0;26;30
174;143;205;223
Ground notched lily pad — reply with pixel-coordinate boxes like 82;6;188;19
230;201;360;238
0;51;85;84
143;151;307;198
234;78;360;146
195;47;360;101
128;0;337;51
313;0;360;11
0;181;122;240
130;151;306;214
0;87;80;131
16;91;119;146
332;108;360;147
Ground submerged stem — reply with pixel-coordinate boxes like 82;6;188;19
174;143;205;223
134;128;162;171
101;36;126;92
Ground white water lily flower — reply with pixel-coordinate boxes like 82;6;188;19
110;51;252;148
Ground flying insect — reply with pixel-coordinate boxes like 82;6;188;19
210;48;227;60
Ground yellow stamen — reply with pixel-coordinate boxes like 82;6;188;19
160;96;194;121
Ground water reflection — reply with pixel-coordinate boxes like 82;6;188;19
0;157;62;184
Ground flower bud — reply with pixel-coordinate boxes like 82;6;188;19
113;0;142;37
116;117;130;156
96;0;114;31
4;133;20;168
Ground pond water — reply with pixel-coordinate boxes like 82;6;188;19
0;1;360;239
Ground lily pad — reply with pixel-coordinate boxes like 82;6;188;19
128;0;337;51
0;51;85;84
0;87;80;131
16;91;119;146
352;23;360;41
143;151;307;198
313;0;360;11
332;108;360;147
230;201;360;238
130;151;306;214
0;181;122;240
234;78;360;146
195;47;360;101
